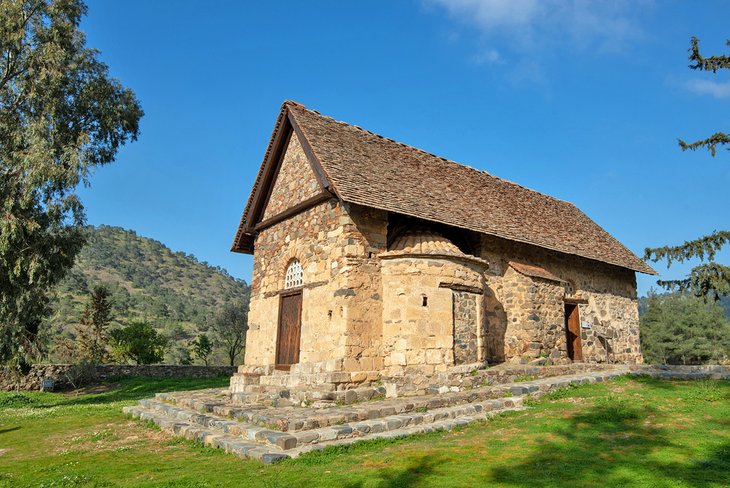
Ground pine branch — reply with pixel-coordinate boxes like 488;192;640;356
656;262;730;301
688;37;730;73
680;38;730;157
644;230;730;267
678;132;730;157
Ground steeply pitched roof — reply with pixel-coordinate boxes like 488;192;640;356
232;101;656;275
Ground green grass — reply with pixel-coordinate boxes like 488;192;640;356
1;376;729;487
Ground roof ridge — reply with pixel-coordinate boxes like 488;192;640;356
288;100;576;206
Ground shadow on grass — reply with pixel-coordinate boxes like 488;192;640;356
63;375;230;406
660;441;730;486
342;455;440;488
628;374;694;390
0;376;231;410
0;426;21;435
490;381;730;487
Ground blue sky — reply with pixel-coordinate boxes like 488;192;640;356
79;0;729;296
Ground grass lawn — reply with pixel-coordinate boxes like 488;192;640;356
0;375;728;487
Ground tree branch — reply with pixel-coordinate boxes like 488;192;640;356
688;36;730;73
678;132;730;157
645;230;730;267
656;262;730;301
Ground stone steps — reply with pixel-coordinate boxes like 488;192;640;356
131;393;527;452
124;369;629;463
123;397;526;463
153;370;626;433
208;379;386;407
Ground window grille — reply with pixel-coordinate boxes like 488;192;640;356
284;259;303;289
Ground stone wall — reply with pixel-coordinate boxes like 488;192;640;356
479;234;642;364
383;361;627;397
261;132;321;220
380;255;486;376
247;199;349;367
245;199;387;372
339;204;388;372
453;290;479;365
0;364;237;391
485;267;568;363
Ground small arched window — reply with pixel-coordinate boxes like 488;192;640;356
284;259;303;289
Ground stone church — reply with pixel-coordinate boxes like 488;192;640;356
230;101;655;387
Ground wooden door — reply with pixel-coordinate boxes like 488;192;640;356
276;292;302;370
564;304;583;361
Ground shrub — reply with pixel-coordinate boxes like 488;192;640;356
109;322;167;365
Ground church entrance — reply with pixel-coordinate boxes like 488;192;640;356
564;303;583;361
275;291;302;370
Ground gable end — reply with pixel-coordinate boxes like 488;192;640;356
231;102;338;254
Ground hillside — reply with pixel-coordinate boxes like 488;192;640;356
639;293;730;317
46;225;250;364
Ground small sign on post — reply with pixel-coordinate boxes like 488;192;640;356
41;378;54;392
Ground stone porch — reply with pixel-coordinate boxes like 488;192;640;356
124;363;656;464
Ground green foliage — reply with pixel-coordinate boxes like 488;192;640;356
678;37;730;156
644;37;729;301
75;285;113;362
685;380;727;402
645;232;730;301
210;301;248;366
167;343;193;366
45;225;251;364
60;359;97;389
190;334;213;365
645;231;730;268
0;0;143;367
0;391;35;408
640;293;730;364
109;322;167;365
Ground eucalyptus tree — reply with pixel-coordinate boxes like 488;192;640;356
0;0;143;367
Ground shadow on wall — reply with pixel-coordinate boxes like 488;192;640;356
484;287;507;363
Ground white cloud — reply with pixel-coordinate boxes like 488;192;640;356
435;0;542;29
685;79;730;99
472;48;502;65
426;0;651;65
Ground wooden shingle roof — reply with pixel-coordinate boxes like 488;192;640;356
233;101;656;275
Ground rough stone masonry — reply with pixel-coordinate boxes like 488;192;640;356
228;100;655;392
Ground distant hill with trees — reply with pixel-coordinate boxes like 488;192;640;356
44;225;250;365
639;293;730;318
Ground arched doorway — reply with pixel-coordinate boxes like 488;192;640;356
276;259;303;370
